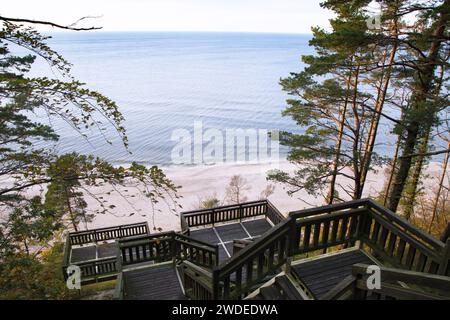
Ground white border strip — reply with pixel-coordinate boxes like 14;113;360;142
213;227;231;258
240;222;253;239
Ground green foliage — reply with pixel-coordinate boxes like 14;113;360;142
270;0;449;207
0;19;181;299
0;242;76;299
0;196;62;258
199;197;221;209
269;1;376;200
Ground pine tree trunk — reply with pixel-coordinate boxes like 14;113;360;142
359;39;398;195
387;6;448;212
384;132;402;206
351;63;362;199
403;63;445;219
403;128;431;220
429;141;450;233
328;67;353;204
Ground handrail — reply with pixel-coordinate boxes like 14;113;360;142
71;221;148;234
213;218;292;299
181;200;269;228
366;211;441;261
208;198;449;299
76;256;118;284
180;214;190;235
182;200;268;216
218;219;291;271
232;239;254;256
181;260;213;279
118;231;174;247
110;199;449;300
367;199;445;250
180;261;214;300
353;263;450;290
289;199;445;251
266;200;285;225
69;222;149;245
118;231;219;269
289;199;368;218
293;208;366;254
351;263;450;300
114;272;125;300
175;233;219;251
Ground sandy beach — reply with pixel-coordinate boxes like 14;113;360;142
82;160;447;233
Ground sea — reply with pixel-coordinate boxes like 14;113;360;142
24;32;400;166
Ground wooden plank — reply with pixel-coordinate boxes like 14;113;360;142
291;250;373;299
124;264;185;300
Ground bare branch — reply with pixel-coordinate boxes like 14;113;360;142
0;16;103;31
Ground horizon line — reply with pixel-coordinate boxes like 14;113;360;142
43;29;314;35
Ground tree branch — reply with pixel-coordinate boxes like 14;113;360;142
399;148;450;160
0;16;102;31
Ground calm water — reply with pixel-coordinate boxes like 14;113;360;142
27;32;405;165
28;32;310;165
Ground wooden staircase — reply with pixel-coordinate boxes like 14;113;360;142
247;274;307;300
105;199;450;300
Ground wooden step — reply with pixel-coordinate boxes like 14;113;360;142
274;275;305;300
259;285;284;300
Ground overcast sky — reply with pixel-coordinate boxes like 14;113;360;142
2;0;334;33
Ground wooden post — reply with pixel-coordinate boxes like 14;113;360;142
212;268;220;300
171;233;177;266
215;244;220;267
357;205;371;249
284;257;293;274
438;239;450;276
284;217;295;274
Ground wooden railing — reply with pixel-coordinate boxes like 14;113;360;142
180;261;214;300
68;222;149;246
76;257;118;284
212;220;292;299
180;200;283;231
174;234;220;267
361;200;449;276
192;199;450;300
114;272;125;300
180;214;190;236
266;200;285;225
232;239;254;256
325;263;450;300
119;232;219;269
292;208;366;254
288;199;450;276
110;199;449;300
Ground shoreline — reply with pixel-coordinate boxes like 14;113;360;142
86;160;447;232
1;160;446;233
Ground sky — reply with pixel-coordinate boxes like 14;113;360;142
1;0;334;33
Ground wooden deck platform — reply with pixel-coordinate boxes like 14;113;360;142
123;263;185;300
70;242;118;263
189;218;272;262
291;249;376;299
